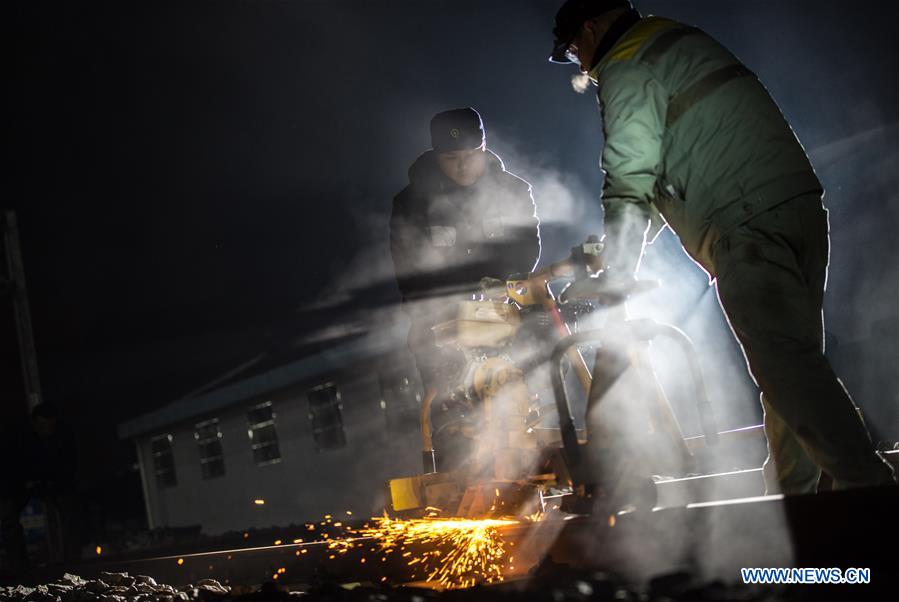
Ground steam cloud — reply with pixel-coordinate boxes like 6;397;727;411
294;102;896;591
571;72;592;94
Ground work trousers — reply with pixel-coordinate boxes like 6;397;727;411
404;297;465;394
404;299;471;472
714;193;895;494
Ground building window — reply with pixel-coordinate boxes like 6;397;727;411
247;401;281;465
308;382;346;452
150;434;177;489
194;418;225;479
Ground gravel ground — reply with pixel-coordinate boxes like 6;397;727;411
0;573;233;602
0;570;797;602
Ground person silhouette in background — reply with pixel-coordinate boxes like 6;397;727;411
389;107;541;469
1;402;81;575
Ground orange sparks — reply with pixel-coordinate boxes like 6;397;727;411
273;539;282;545
254;499;265;505
177;558;184;566
95;546;102;556
324;515;518;589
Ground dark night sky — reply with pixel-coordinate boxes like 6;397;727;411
6;0;899;499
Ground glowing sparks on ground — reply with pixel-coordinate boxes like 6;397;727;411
321;515;518;589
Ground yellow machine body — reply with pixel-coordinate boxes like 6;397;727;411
388;300;553;518
433;300;521;349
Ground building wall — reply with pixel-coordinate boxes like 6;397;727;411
136;369;422;534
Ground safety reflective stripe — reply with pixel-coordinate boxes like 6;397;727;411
666;64;753;127
603;18;679;64
641;26;699;66
637;25;755;128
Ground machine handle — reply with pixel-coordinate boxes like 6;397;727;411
627;320;719;446
549;320;720;488
420;387;439;474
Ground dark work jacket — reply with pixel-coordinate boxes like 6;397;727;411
389;149;541;303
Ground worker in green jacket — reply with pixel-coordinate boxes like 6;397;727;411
548;0;895;494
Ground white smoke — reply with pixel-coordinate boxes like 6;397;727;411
306;109;783;586
571;72;593;94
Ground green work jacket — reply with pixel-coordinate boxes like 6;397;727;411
589;16;822;277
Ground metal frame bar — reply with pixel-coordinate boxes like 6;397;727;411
550;319;719;488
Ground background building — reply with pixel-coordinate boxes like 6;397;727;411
118;330;423;534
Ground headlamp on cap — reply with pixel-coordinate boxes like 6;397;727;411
549;0;633;64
